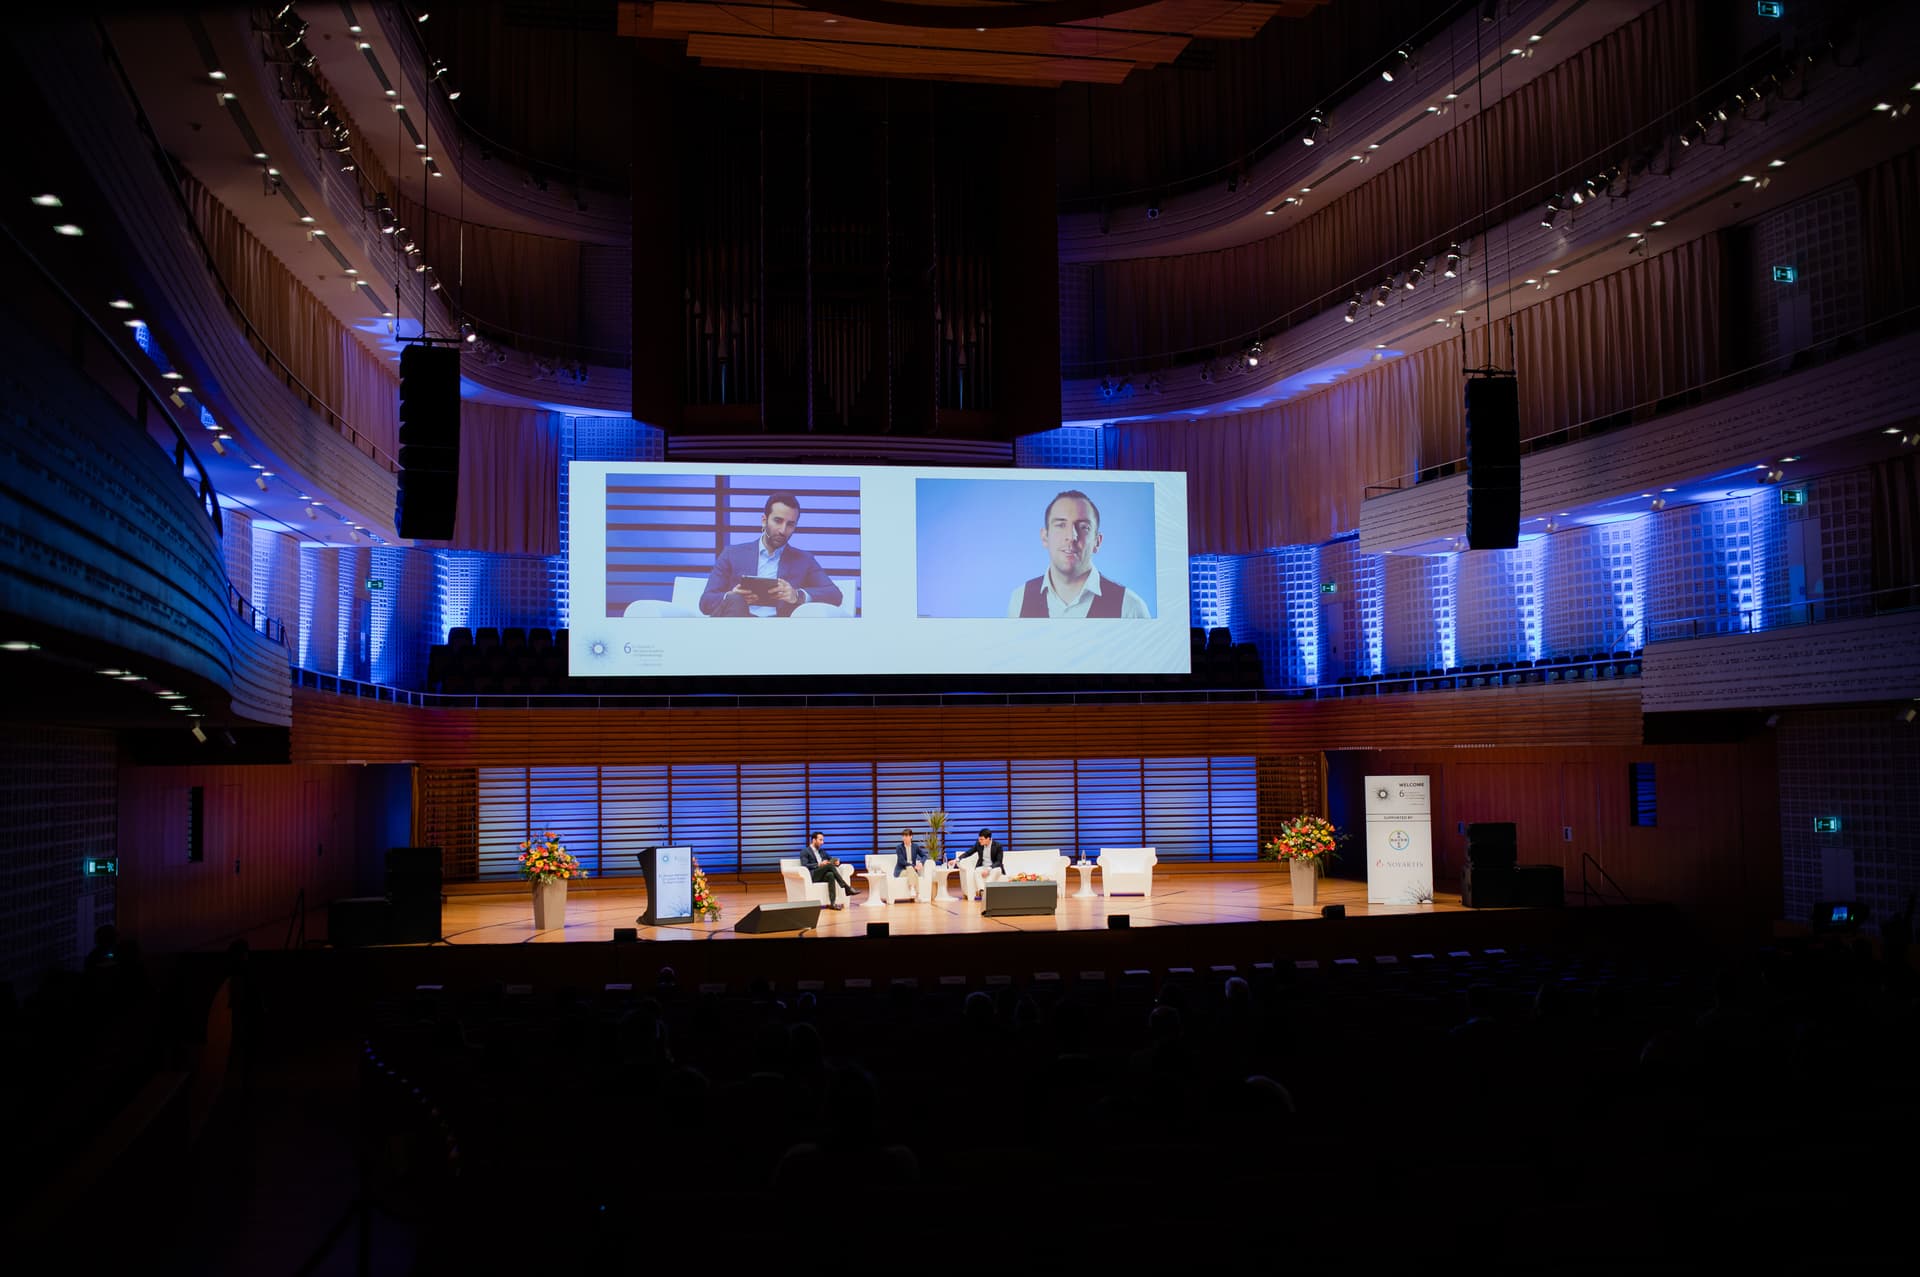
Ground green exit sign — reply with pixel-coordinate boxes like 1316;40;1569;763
1320;582;1339;594
84;856;118;876
1780;487;1806;506
1757;1;1783;16
1813;816;1842;833
1772;265;1797;284
365;578;385;591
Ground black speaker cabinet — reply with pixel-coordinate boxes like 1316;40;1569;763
385;846;442;943
736;901;823;934
395;345;461;540
1465;375;1520;549
329;896;393;947
1461;865;1517;908
1465;822;1519;870
1513;864;1565;908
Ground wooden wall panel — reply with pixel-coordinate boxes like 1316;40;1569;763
291;683;1645;766
1329;740;1782;933
116;765;362;954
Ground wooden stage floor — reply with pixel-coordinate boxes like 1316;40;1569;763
434;870;1470;945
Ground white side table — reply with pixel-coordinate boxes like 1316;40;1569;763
1070;861;1099;899
920;863;958;902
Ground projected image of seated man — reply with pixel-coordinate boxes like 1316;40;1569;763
1008;489;1151;619
700;492;844;618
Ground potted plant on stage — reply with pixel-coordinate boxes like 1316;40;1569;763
1263;814;1341;907
691;856;720;922
922;809;948;902
519;829;586;930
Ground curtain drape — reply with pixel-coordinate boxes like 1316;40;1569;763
451;401;560;556
182;177;400;463
1858;144;1920;323
394;191;583;350
1111;234;1723;552
1868;451;1920;595
1073;0;1702;366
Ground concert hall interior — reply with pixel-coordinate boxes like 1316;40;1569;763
3;0;1918;1269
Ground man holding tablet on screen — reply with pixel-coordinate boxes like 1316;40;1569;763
1007;490;1151;619
700;492;843;618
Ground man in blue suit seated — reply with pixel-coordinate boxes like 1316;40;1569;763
700;492;844;617
892;826;930;895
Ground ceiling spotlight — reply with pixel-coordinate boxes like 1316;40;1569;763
1650;497;1667;511
1245;340;1263;368
1344;295;1362;323
1;641;41;651
1404;259;1427;289
1373;281;1391;307
53;224;84;236
1570;187;1586;206
210;438;226;455
1145;202;1160;220
1302;111;1326;146
1382;48;1411;82
1443;246;1462;277
31;193;62;207
460;321;477;343
255;474;270;491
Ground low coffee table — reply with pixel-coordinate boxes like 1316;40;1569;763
981;880;1058;916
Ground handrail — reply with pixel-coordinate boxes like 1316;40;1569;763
1580;852;1632;906
283;887;306;951
1062;28;1842;377
1;220;226;538
1364;306;1920;498
93;22;401;473
1646;584;1920;645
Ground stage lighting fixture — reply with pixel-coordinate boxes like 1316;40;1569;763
1443;245;1462;277
1345;295;1362;322
1245;341;1262;368
1099;376;1114;399
1404;259;1427;289
460;322;477;343
1382;48;1411;81
1301;111;1326;146
1374;281;1391;306
1145;202;1161;220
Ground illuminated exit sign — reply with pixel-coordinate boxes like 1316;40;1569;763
365;578;385;591
1757;1;1783;17
1772;265;1798;284
1813;816;1842;833
84;856;118;876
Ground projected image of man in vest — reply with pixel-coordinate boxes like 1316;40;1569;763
1007;490;1151;619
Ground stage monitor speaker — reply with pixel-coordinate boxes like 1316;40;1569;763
395;344;461;540
329;896;393;947
1109;915;1131;929
385;846;442;943
736;901;822;934
866;922;890;938
1465;375;1520;549
613;927;638;943
1321;904;1347;919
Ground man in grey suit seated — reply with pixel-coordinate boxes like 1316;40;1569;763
892;826;930;898
801;830;857;909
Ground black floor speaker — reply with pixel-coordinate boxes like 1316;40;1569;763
1466;375;1520;549
736;901;822;934
1460;865;1516;908
329;896;393;947
385;846;443;943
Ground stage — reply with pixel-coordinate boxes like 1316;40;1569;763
432;868;1472;945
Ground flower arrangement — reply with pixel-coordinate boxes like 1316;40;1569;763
1261;814;1342;864
1011;872;1050;883
517;830;586;882
691;857;719;920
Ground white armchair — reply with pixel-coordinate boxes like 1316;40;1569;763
1097;847;1158;897
780;858;833;906
859;853;919;904
995;849;1069;909
672;576;707;615
792;577;857;618
623;597;696;618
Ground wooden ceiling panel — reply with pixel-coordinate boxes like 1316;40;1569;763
623;0;1309;87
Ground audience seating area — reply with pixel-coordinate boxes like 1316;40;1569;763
1329;649;1646;696
346;932;1916;1267
426;627;569;695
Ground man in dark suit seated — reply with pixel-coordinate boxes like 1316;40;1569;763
801;830;857;909
700;492;843;617
892;826;930;897
956;827;1006;899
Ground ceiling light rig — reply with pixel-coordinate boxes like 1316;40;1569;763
1301;111;1327;147
1382;48;1412;82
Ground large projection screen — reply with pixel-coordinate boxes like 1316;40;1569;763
569;461;1190;677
